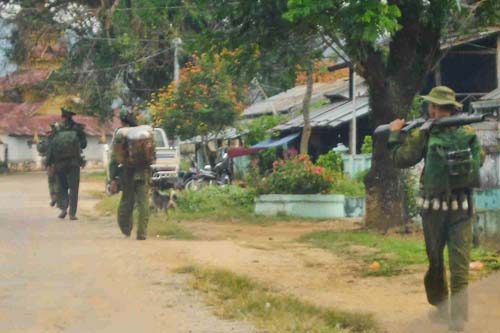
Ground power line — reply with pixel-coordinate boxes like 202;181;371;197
1;2;240;13
60;48;172;75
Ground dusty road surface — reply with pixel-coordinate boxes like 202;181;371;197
0;172;253;333
1;172;499;333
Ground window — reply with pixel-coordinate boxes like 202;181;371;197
154;129;166;148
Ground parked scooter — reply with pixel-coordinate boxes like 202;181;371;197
184;152;231;190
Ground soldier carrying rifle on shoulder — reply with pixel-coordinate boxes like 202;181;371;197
384;86;485;331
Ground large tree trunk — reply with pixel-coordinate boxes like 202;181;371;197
349;3;443;231
363;80;414;231
300;63;314;155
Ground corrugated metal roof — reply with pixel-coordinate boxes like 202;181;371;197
441;27;500;50
273;96;370;131
471;88;500;109
481;88;500;101
243;77;364;118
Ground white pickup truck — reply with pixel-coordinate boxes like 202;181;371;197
105;127;180;193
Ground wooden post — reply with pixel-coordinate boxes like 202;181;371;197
434;63;442;86
497;34;500;89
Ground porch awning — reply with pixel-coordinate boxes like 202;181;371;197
251;132;300;149
227;132;300;158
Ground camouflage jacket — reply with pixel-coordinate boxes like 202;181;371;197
388;125;484;194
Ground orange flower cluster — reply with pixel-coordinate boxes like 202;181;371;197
295;60;349;85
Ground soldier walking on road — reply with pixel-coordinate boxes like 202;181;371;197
37;122;60;207
388;86;483;331
47;108;87;220
109;107;154;240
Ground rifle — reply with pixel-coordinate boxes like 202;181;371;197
374;113;487;136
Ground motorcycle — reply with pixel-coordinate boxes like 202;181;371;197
184;152;232;190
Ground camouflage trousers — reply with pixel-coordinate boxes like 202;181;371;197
118;172;149;239
55;163;81;217
47;166;57;203
422;208;473;324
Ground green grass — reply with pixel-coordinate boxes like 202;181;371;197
149;215;197;240
300;230;500;277
95;193;196;240
82;170;106;182
176;266;378;333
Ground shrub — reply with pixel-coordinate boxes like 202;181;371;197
330;177;366;197
177;185;254;215
316;150;343;173
256;155;334;194
361;136;373;154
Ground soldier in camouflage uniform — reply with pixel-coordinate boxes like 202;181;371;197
37;122;59;207
109;107;151;240
388;86;483;331
47;108;87;220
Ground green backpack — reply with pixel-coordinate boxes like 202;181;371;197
422;126;480;196
51;130;81;161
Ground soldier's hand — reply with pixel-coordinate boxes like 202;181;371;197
389;119;405;132
110;180;118;194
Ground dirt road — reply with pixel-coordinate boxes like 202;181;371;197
0;173;253;333
1;172;498;333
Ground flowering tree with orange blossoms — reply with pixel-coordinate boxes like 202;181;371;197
150;51;247;159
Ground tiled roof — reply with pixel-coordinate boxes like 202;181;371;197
0;70;51;91
0;102;120;137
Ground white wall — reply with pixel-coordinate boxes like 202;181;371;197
82;136;111;162
1;135;112;166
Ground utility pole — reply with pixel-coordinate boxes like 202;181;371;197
173;37;182;83
350;65;357;176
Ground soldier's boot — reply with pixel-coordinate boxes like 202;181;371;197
58;210;67;219
449;320;465;331
428;300;449;324
69;215;78;220
50;198;57;207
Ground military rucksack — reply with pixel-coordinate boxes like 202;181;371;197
36;140;49;156
51;130;81;161
422;126;480;196
112;125;155;167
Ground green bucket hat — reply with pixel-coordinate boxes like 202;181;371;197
421;86;462;109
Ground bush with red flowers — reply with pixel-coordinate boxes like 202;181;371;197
256;155;335;194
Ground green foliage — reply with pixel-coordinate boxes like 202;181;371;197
408;96;424;121
241;115;285;174
361;136;373;154
286;0;401;44
257;155;335;194
242;115;286;146
194;0;325;95
175;185;255;219
179;266;377;333
316;150;343;173
403;170;419;219
151;51;246;140
331;177;366;197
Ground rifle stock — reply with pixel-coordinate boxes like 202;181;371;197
374;113;487;136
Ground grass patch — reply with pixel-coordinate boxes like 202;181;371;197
149;215;197;240
82;170;106;182
173;185;254;220
176;266;378;333
95;194;120;215
300;230;500;277
95;193;196;240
